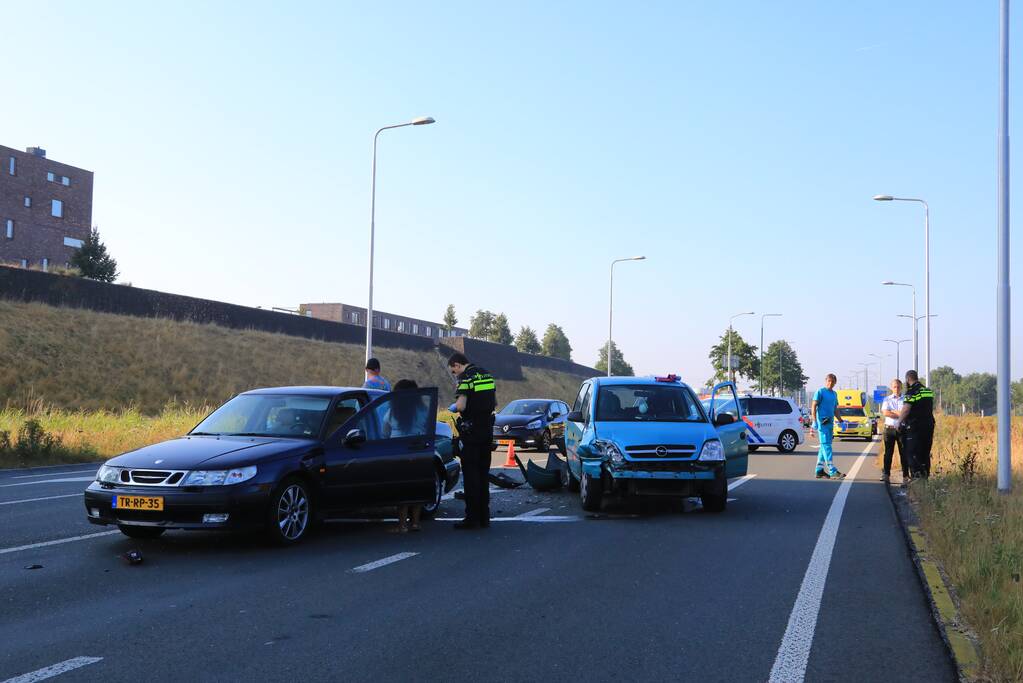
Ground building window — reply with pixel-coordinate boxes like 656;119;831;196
41;258;49;272
61;176;70;186
412;323;419;335
51;200;63;218
397;321;406;333
5;219;12;239
383;318;391;330
8;157;14;175
348;311;359;324
63;236;83;248
19;259;27;268
47;171;55;182
24;196;31;208
425;326;432;337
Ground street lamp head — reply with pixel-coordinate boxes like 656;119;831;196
631;256;647;261
873;195;894;201
411;116;436;126
881;280;895;285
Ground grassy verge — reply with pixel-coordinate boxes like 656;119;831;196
896;415;1023;681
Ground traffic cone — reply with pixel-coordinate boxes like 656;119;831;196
502;441;518;468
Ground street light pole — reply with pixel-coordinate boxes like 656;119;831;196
608;256;646;376
997;0;1012;493
882;281;917;371
884;338;912;380
874;196;931;383
366;116;436;364
869;353;889;389
760;313;782;395
728;312;755;384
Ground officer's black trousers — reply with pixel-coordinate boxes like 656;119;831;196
903;425;934;478
459;438;492;525
882;426;908;478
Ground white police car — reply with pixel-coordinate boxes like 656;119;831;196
701;394;804;453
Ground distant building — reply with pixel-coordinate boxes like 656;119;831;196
299;302;468;340
0;145;93;271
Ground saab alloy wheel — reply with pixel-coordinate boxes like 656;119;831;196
421;470;444;518
269;478;311;545
777;430;798;454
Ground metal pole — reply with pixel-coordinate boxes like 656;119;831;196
367;130;380;364
728;324;734;384
912;288;918;373
608;261;615;377
760;320;764;395
924;202;930;384
998;0;1012;493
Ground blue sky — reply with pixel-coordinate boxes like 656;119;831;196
3;1;1020;392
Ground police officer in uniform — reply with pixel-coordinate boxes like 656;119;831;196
447;352;496;530
899;370;935;479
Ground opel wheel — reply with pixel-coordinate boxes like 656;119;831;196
580;471;602;512
268;477;311;545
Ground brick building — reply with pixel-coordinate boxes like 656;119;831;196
300;302;467;340
0;145;93;270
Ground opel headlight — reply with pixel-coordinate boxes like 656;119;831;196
183;466;257;486
526;419;543;430
594;440;625;466
96;465;122;484
699;439;724;461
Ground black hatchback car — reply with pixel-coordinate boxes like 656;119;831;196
492;399;570;452
84;386;459;544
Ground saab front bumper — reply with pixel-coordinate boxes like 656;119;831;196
83;481;271;531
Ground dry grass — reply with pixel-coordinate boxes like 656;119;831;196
0;300;589;466
899;415;1023;682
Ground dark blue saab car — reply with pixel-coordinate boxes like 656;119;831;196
84;386;459;544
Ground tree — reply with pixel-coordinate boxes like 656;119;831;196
1012;379;1023;415
929;366;961;398
492;313;513;345
442;304;458;333
541;324;572;361
70;227;118;283
706;329;759;385
946;373;997;415
595;341;634;376
467;310;495;340
760;340;807;396
514;326;541;354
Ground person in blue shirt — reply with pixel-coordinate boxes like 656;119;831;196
811;373;845;479
363;357;392;392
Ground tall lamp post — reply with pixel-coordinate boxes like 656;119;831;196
882;281;917;372
728;311;755;384
897;314;938;375
858;362;876;396
607;256;646;376
760;313;782;395
997;0;1011;493
873;195;931;383
884;338;912;379
366;115;436;363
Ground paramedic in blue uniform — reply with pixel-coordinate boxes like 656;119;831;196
811;373;845;479
447;352;497;530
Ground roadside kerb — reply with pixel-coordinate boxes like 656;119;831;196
885;476;981;681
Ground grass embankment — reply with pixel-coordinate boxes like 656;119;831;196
892;416;1023;682
0;300;587;467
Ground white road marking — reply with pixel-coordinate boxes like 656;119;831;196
442;485;513;501
727;474;757;491
516;507;551;517
0;493;81;506
9;470;98;480
0;531;119;556
1;656;102;682
434;516;581;523
0;477;95;489
767;442;872;683
349;552;419;573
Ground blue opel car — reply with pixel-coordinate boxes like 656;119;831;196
563;376;748;512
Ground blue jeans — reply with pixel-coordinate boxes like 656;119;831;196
816;424;836;474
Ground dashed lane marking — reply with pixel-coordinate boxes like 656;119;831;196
0;531;120;556
516;507;551;517
0;493;81;507
0;477;95;489
767;441;872;683
349;552;419;573
1;656;103;683
728;474;757;491
8;470;98;480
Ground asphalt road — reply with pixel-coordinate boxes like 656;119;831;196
0;436;955;682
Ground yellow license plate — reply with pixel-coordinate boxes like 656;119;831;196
114;495;164;511
498;439;514;446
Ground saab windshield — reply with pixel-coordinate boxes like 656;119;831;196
191;395;331;437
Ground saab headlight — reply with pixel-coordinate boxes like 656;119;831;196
96;465;122;484
699;439;724;461
183;466;257;486
526;419;543;430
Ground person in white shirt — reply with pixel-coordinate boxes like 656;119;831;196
880;379;907;484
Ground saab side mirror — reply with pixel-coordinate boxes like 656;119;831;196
714;413;736;427
344;428;367;448
566;411;583;423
